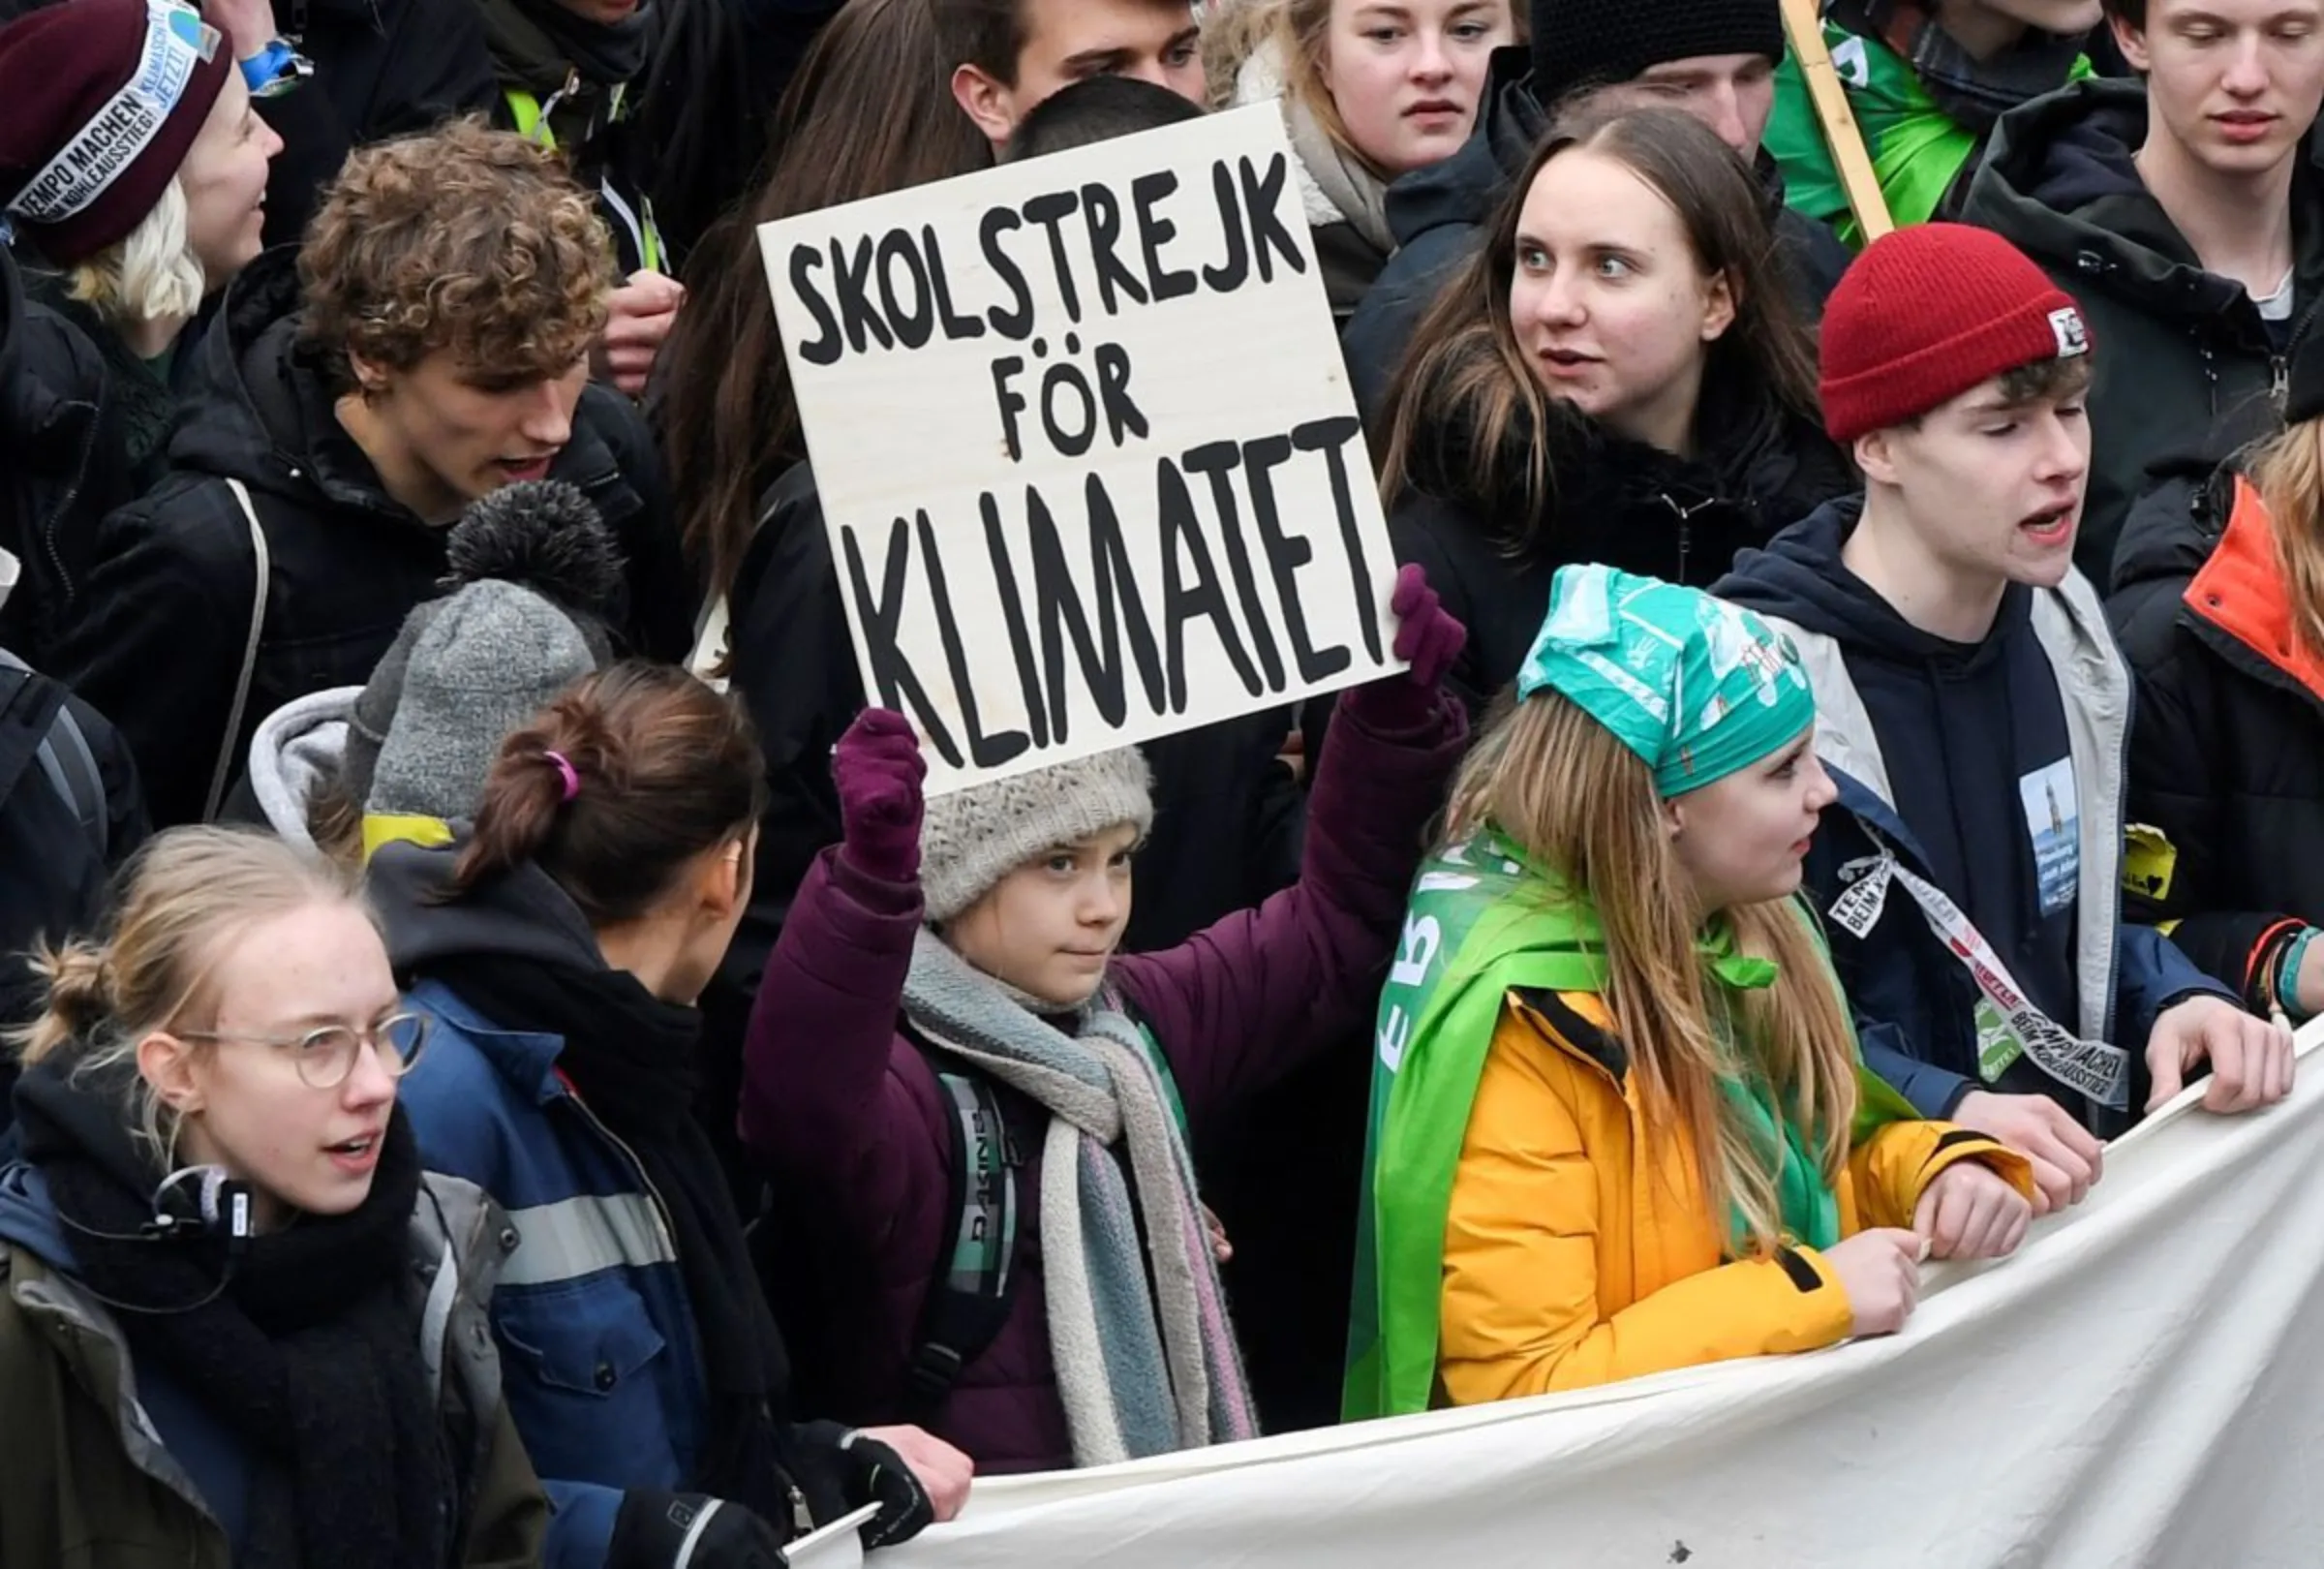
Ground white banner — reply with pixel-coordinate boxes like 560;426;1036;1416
888;1022;2324;1568
759;107;1401;796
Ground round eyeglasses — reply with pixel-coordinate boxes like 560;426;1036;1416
177;1012;431;1091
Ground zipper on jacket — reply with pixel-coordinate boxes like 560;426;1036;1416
560;1093;680;1259
38;390;106;629
2271;292;2324;414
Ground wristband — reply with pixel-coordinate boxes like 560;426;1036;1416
2276;927;2320;1025
240;39;313;98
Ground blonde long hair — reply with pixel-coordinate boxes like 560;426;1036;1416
1443;692;1858;1254
2252;415;2324;666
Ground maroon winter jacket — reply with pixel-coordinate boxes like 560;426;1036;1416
738;688;1465;1473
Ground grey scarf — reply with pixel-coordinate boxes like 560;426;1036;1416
902;932;1258;1465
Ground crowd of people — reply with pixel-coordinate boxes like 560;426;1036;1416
0;0;2316;1559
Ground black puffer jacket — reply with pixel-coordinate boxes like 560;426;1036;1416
1962;77;2324;580
43;251;695;828
0;248;136;667
2108;460;2324;1016
1388;380;1856;719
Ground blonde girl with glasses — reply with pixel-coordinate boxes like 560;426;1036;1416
0;825;550;1569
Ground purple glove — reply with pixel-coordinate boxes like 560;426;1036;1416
1345;566;1465;727
1388;564;1464;690
835;708;926;884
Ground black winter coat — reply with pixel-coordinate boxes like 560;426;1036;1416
0;249;138;668
2109;461;2324;1015
1387;385;1856;720
43;252;695;829
1962;78;2324;580
260;0;499;247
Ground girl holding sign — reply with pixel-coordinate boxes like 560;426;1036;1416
1346;568;2033;1418
1374;106;1854;719
740;565;1467;1472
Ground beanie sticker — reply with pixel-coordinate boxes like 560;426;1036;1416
5;1;212;226
2049;307;2089;360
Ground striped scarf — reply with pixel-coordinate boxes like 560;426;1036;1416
902;931;1257;1465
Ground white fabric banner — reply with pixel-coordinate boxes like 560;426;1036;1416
887;1021;2324;1569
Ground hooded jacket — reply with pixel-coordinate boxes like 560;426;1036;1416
2110;466;2324;1015
1341;47;1853;421
737;684;1466;1473
1719;501;2233;1131
0;1160;547;1568
0;246;138;666
42;250;695;829
1960;77;2324;579
375;847;850;1564
235;683;357;853
1391;386;1854;720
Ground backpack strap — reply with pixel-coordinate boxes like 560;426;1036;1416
206;478;272;824
0;648;105;859
902;1051;1021;1421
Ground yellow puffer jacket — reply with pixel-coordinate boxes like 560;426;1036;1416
1440;990;2032;1405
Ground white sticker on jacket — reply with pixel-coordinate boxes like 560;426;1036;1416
2019;756;2080;917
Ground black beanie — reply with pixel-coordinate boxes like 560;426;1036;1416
1530;0;1786;110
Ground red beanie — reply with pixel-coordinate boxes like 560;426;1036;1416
1819;223;2093;444
0;0;231;266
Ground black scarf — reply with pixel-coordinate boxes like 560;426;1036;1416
491;0;657;91
419;950;797;1524
1833;0;2087;136
12;1064;453;1569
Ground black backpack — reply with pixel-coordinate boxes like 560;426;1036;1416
901;1058;1020;1420
0;649;105;860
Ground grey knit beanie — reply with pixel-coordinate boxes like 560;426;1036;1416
341;479;625;810
363;580;598;824
919;748;1156;923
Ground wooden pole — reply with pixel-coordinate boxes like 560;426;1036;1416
1779;0;1895;243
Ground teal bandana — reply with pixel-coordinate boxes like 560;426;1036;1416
1517;565;1817;798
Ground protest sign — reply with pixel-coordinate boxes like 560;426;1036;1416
760;107;1401;795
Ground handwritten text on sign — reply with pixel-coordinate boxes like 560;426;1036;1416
760;107;1402;795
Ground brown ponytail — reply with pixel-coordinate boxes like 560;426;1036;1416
452;661;769;924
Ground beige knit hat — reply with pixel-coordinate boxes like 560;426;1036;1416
919;748;1155;923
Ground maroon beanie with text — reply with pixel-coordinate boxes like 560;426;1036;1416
1819;223;2093;444
0;0;231;265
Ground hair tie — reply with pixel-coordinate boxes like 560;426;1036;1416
543;750;581;803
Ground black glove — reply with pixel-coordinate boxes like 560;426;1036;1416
609;1491;789;1569
788;1420;936;1551
841;1429;936;1550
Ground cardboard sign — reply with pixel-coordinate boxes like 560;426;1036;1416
760;106;1403;795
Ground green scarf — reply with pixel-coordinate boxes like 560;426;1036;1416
1343;829;1913;1422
